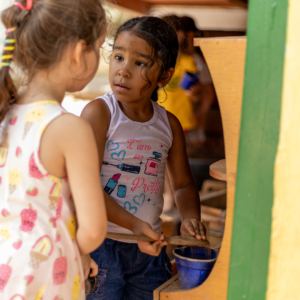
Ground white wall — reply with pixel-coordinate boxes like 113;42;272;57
151;5;248;31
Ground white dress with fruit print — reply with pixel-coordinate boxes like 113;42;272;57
0;101;85;300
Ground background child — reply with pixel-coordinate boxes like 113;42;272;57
180;16;215;143
158;15;201;134
81;16;206;300
0;0;107;298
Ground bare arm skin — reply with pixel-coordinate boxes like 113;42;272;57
40;113;107;255
166;111;206;240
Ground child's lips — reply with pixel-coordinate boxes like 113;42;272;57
115;84;130;92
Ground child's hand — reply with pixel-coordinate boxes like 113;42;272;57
89;257;99;277
185;83;202;101
131;220;167;256
180;219;206;240
81;254;98;279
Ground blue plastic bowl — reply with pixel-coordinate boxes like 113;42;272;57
173;246;218;289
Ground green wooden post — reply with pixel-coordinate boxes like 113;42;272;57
227;0;288;299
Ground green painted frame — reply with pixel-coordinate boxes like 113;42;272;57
227;0;288;299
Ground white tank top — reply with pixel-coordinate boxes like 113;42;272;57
99;92;173;241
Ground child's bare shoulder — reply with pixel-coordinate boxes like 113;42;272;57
82;98;110;117
166;110;183;134
81;98;111;129
53;112;90;131
42;113;94;147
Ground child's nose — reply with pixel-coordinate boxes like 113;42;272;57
117;64;131;79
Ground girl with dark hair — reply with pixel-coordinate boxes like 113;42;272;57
82;16;206;300
0;0;107;298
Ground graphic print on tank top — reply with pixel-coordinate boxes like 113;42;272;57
100;92;173;236
103;138;164;214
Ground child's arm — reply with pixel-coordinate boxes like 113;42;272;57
81;99;166;256
40;114;107;254
166;111;206;240
104;192;166;256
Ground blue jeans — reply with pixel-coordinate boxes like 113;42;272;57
87;238;173;300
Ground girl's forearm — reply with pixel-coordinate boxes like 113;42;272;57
174;183;201;221
104;192;142;232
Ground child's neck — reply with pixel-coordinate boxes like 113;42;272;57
16;70;67;105
117;96;154;123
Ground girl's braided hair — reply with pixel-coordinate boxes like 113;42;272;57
0;0;106;122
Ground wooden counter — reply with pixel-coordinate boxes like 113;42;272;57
154;36;246;300
210;159;227;181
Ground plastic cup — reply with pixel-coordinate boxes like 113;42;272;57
179;72;198;90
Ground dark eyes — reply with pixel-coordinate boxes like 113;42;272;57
115;55;123;62
114;55;146;67
135;61;146;67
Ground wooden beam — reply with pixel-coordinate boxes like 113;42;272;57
105;0;151;14
158;36;246;300
145;0;230;2
108;0;247;13
142;0;247;6
145;0;231;4
144;0;246;6
267;1;300;298
228;0;288;298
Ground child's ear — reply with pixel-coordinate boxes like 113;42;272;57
158;68;175;88
72;40;87;66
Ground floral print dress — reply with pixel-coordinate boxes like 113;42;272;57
0;101;85;300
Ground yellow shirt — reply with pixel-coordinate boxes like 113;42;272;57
158;54;197;131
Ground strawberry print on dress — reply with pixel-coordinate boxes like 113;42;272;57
29;153;44;179
0;102;85;298
20;204;37;233
53;249;67;285
0;258;12;292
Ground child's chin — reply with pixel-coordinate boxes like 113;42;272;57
113;90;133;101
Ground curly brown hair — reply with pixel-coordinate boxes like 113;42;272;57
113;16;178;102
0;0;106;122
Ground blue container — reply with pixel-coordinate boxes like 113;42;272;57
173;246;218;289
179;72;198;90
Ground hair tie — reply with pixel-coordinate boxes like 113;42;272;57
4;46;15;51
1;40;15;68
2;55;13;60
13;2;26;10
26;0;33;10
13;0;33;11
1;62;12;67
4;39;16;44
5;27;17;35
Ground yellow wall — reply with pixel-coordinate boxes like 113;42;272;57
267;0;300;298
